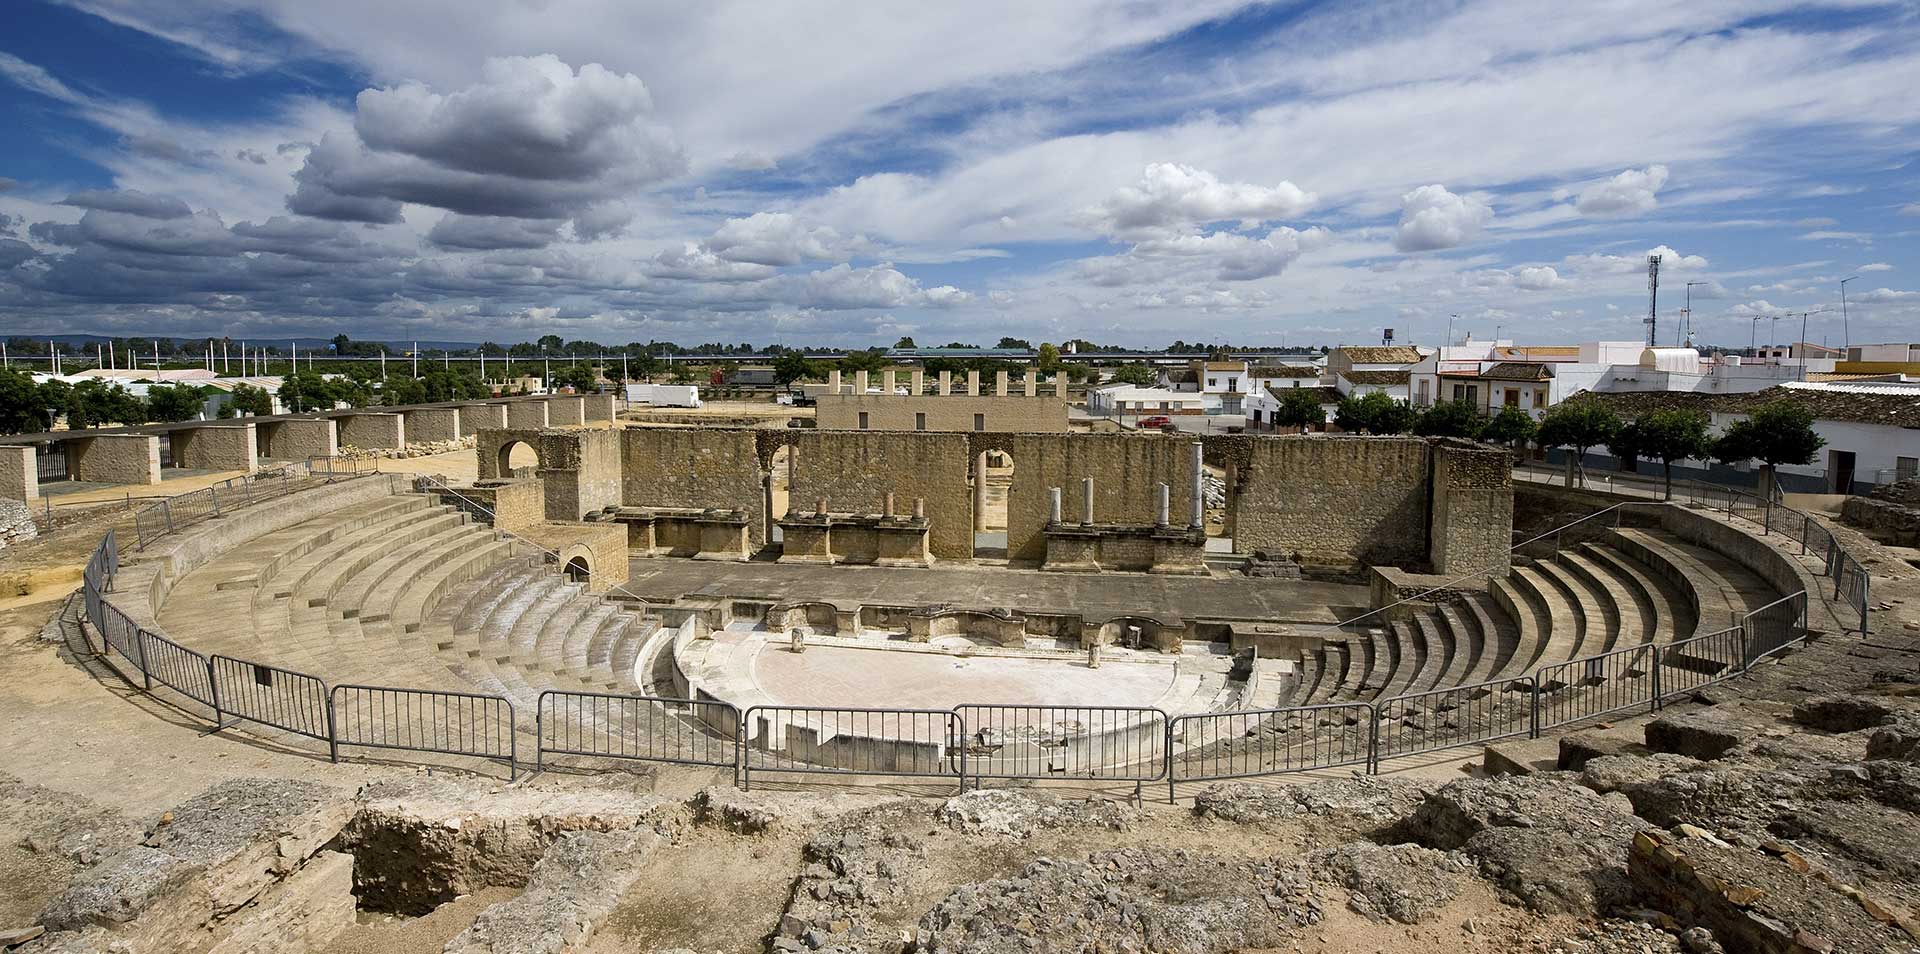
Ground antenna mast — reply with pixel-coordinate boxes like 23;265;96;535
1645;254;1662;347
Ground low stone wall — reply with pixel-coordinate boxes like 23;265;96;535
517;520;629;593
68;434;162;484
1041;524;1206;574
457;403;508;437
170;423;257;473
581;393;616;422
1841;495;1920;546
401;407;461;444
0;444;38;500
546;396;586;426
258;419;337;460
336;413;405;451
507;400;549;429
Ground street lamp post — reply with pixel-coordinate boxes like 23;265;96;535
1840;276;1857;356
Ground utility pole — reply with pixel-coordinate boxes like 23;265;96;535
1645;254;1661;347
412;342;418;378
1840;275;1857;356
1684;281;1707;347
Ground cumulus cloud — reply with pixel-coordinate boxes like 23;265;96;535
427;213;566;251
777;263;970;310
1080;163;1315;238
704;212;869;266
60;188;192;219
287;55;685;232
0;239;37;269
1082;226;1330;285
1393;184;1492;252
1858;262;1892;272
1574;164;1669;216
645;243;779;282
1563;244;1708;274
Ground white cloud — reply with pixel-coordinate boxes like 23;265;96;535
1574;164;1669;216
704;212;869;266
1393;184;1492;252
1079;163;1315;238
427;213;565;250
1858;262;1892;272
1564;244;1708;275
1514;265;1569;290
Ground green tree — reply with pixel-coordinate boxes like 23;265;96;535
145;383;207;422
381;376;429;406
1537;402;1621;487
535;334;565;354
553;363;601;392
1273;389;1326;433
1335;391;1417;434
837;349;886;374
1636;409;1714;500
1482;405;1538;447
1413;399;1485;439
995;337;1032;350
227;383;274;417
65;380;147;428
0;368;55;434
278;369;339;413
893;336;916;349
1606;419;1646;473
1036;342;1062;372
1109;364;1157;387
773;352;817;386
1712;399;1825;502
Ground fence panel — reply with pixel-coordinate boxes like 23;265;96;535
1743;592;1809;665
92;599;144;673
1834;555;1870;634
330;685;517;777
209;655;332;741
1373;675;1535;763
1167;702;1373;792
1533;643;1657;732
1653;626;1745;701
139;631;214;707
953;704;1167;784
740;706;962;788
536;691;738;772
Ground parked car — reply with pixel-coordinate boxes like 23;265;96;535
1137;415;1172;429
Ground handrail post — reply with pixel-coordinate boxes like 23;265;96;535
1650;645;1662;710
162;499;174;532
135;629;153;691
208;656;222;731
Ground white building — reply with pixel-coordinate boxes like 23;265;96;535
1086;384;1209;417
1243;385;1342;432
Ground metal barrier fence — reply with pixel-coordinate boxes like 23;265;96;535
1742;592;1809;665
1514;459;1767;510
1373;675;1536;762
954;705;1167;787
1653;625;1746;702
536;690;740;773
1167;701;1372;797
210;655;333;741
740;706;964;790
331;685;518;778
1734;500;1870;635
132;457;370;550
1533;644;1657;732
138;630;214;707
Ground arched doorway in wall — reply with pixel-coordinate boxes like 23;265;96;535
499;439;541;478
971;448;1015;559
564;555;590;583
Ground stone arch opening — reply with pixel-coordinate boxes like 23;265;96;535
498;439;541;478
564;555;590;583
971;448;1015;559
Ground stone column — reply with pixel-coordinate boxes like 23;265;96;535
938;370;952;395
882;369;896;394
911;369;925;395
0;445;38;501
1081;476;1095;526
994;370;1009;396
1051;374;1066;397
829;369;843;393
1189;441;1205;529
913;497;925;519
966;370;980;396
1023;374;1037;397
1049;487;1062;525
883;491;896;518
1156;482;1170;528
973;451;988;532
855;370;869;394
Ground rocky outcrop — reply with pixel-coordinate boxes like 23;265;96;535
444;829;662;954
933;790;1135;839
1313;842;1467;924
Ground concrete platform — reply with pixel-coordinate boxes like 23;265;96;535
624;558;1369;626
751;642;1181;710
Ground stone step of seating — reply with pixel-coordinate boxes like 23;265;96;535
1407;612;1453;695
1316;641;1351;705
331;519;487;622
1432;603;1481;689
1288;650;1324;709
215;496;432;593
299;510;471;613
185;497;425;596
1533;559;1608;660
261;505;452;613
1376;621;1423;701
1339;634;1375;700
1579;542;1688;642
388;537;523;637
1610;528;1778;636
1493;566;1565;678
1553;551;1638;652
556;602;621;686
505;580;586;669
607;618;662;693
1459;591;1520;685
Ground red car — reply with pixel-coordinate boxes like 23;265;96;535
1137;415;1172;429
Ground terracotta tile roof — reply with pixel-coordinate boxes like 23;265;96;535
1263;385;1343;403
1495;345;1580;359
1479;362;1553;382
1337;346;1423;364
1204;361;1246;371
1341;369;1412;385
1248;364;1320;378
1570;385;1920;429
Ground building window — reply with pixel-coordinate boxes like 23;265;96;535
1532;389;1546;409
1207;377;1218;388
915;412;926;431
858;411;869;430
1899;457;1918;481
1504;388;1520;408
1451;384;1464;401
973;413;985;432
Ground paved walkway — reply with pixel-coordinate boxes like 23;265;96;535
623;558;1369;625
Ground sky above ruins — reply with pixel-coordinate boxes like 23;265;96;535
1;1;1917;348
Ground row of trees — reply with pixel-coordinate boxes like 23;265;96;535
0;369;215;433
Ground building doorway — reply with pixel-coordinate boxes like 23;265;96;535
972;449;1014;559
1827;449;1856;495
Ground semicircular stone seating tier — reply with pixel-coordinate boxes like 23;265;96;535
137;479;1794;769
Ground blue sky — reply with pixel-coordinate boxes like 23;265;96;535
1;0;1916;348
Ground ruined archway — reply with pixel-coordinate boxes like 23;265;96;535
563;555;590;583
498;439;541;478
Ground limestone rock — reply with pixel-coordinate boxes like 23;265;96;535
1191;777;1428;827
1791;695;1895;733
445;829;661;954
1866;714;1920;763
1557;730;1645;771
1579;753;1705;795
1314;842;1466;924
1645;710;1755;761
934;790;1135;839
1405;773;1649;916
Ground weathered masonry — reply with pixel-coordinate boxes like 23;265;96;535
814;369;1071;433
485;426;1513;574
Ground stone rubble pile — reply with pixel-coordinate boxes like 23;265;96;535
0;496;39;552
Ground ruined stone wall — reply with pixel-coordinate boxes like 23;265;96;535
506;400;549;429
0;444;38;500
1000;433;1196;563
258;419;337;460
67;434;162;485
401;407;461;444
169;423;258;473
581;393;616;422
1429;441;1514;576
336;413;405;450
618;428;768;547
816;394;1069;433
788;431;974;559
1231;436;1431;566
457;403;507;437
475;428;621;521
546;396;586;426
